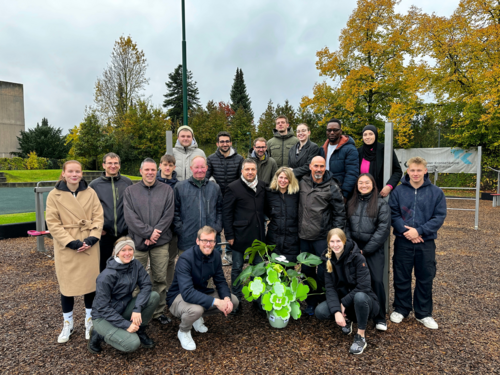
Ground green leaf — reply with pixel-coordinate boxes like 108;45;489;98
270;293;289;309
232;265;253;286
266;268;279;285
242;286;254;302
285;287;295;303
248;277;265;297
270;253;297;267
297;252;323;266
290;301;302;320
306;277;318;291
295;283;310;302
287;269;300;278
290;277;299;293
261;292;273;311
274;305;291;320
272;282;285;297
251;262;267;277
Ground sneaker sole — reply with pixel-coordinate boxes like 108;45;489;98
375;324;388;331
416;319;438;329
350;342;367;355
58;329;73;343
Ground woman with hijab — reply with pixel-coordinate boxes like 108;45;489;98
358;125;402;197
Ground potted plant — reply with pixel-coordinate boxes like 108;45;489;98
234;240;323;328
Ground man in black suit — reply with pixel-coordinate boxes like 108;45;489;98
222;158;266;311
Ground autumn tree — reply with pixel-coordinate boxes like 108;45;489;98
301;0;425;147
230;68;253;120
94;36;149;123
163;64;200;132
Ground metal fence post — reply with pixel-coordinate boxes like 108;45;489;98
383;121;393;311
166;131;173;155
475;146;482;230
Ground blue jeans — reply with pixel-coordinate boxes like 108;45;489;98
315;292;377;330
231;251;263;301
216;233;232;255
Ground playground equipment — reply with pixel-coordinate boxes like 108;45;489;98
487;166;500;207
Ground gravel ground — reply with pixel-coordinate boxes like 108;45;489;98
1;200;499;374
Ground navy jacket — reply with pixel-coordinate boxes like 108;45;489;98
389;174;447;241
319;135;359;198
92;258;152;330
174;177;223;251
156;170;179;189
167;245;231;310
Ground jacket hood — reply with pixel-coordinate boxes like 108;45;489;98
322;135;355;152
105;257;134;271
249;148;269;161
55;179;88;192
175;138;200;152
320;238;359;263
99;171;123;182
272;127;296;139
156;170;178;184
216;147;237;158
303;170;338;187
401;172;431;188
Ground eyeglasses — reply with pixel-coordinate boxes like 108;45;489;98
199;239;216;245
326;128;341;133
218;140;231;144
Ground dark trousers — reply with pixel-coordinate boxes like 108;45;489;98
315;292;379;331
99;233;120;272
300;238;327;307
61;292;95;313
231;251;263;301
364;248;386;323
393;237;436;319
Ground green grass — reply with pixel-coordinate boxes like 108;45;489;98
0;212;37;225
0;170;141;182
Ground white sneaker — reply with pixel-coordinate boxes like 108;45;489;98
85;317;93;340
390;312;404;324
178;329;196;350
192;317;208;333
58;320;74;343
375;322;388;331
417;316;438;329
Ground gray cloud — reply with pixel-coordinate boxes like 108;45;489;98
0;0;457;132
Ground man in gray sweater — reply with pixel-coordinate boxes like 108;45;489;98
124;158;175;325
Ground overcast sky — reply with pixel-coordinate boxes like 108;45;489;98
1;0;457;133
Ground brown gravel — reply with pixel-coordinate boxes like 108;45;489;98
1;200;499;374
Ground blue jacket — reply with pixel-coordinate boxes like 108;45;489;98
173;177;223;251
319;135;359;198
156;170;179;189
389;174;447;241
166;245;231;309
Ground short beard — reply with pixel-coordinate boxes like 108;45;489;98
314;173;323;180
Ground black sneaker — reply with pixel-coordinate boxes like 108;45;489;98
341;319;353;335
349;334;367;355
87;327;103;354
157;315;171;325
137;326;155;348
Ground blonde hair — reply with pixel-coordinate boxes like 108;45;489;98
190;155;207;167
407;156;427;168
112;236;135;257
59;160;82;181
197;225;217;239
325;228;347;273
269;167;299;194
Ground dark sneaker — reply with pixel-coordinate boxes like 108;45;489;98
305;305;315;316
375;321;388;331
87;327;103;354
349;334;367;355
341;319;353;335
157;314;171;325
137;326;155;348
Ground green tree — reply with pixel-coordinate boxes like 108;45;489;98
230;107;254;153
296;107;323;144
257;100;276;140
275;100;297;129
230;68;254;120
74;112;108;170
15;117;71;159
163;64;200;133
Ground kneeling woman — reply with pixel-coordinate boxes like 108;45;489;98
88;237;160;354
315;229;379;355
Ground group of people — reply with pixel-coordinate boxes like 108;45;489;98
45;117;447;356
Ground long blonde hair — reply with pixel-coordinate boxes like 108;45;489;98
325;228;347;273
269;167;299;194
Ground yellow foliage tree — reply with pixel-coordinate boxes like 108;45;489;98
66;125;80;158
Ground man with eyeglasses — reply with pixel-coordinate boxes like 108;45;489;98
319;118;359;200
90;152;133;272
206;131;244;265
248;137;278;185
173;156;223;257
167;226;238;351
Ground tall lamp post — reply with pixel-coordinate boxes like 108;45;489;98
181;0;188;125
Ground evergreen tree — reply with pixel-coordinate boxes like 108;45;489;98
230;68;253;120
230;107;254;154
257;100;276;140
163;64;200;132
296;107;323;144
15;118;71;159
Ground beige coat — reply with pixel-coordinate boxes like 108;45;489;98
46;182;104;296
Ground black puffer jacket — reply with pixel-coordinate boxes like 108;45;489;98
265;188;300;262
321;239;379;315
206;148;244;196
298;171;346;240
92;257;152;330
287;139;320;180
345;192;391;254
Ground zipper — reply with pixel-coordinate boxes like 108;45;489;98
413;189;417;227
199;184;203;229
148;186;152;233
356;200;364;241
112;177;118;236
281;137;284;166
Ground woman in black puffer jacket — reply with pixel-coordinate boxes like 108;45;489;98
287;123;320;181
265;167;300;263
346;173;390;330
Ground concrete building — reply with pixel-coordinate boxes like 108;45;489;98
0;81;25;158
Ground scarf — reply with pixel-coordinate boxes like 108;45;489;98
241;175;258;192
361;125;378;163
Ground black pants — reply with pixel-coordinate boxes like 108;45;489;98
61;292;95;313
99;233;121;272
299;238;327;307
393;237;436;319
364;247;386;323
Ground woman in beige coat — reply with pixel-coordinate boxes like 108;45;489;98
46;160;104;344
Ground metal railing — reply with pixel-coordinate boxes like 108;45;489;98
34;181;57;252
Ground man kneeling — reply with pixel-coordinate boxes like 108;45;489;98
167;226;239;350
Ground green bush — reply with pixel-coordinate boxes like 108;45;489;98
0;157;27;170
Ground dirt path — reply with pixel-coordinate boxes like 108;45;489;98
1;200;499;374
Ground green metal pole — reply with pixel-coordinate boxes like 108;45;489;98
181;0;188;125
